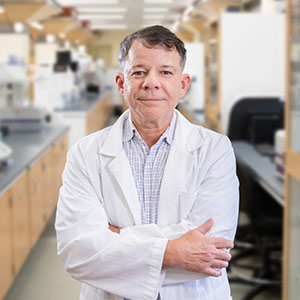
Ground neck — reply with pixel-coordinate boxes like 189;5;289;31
131;113;174;148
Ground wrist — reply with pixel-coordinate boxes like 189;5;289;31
163;240;178;269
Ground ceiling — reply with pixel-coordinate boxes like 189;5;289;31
54;0;197;31
0;0;240;45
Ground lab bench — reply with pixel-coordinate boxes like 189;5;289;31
54;91;113;146
0;125;69;300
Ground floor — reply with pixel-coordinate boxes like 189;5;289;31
4;212;282;300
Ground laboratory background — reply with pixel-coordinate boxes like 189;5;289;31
0;0;299;299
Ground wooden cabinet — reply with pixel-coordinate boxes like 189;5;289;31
28;159;46;247
283;1;300;299
0;133;68;300
42;149;54;220
10;173;31;274
86;93;113;135
0;191;13;300
52;134;68;203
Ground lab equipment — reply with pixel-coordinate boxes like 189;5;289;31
0;106;47;132
0;140;12;163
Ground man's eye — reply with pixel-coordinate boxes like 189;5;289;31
162;71;172;75
133;71;145;76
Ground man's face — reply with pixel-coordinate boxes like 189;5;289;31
116;40;191;126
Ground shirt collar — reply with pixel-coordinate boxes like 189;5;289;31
122;111;177;146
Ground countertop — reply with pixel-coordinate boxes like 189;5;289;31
54;90;109;113
0;124;69;194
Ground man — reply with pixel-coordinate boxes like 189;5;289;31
55;25;239;300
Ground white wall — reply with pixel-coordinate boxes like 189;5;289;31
0;34;30;63
35;43;59;64
220;13;286;133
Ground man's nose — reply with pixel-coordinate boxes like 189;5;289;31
142;72;160;90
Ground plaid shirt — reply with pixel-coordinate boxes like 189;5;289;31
122;112;176;300
122;112;177;225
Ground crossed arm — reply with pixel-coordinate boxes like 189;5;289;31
109;218;233;277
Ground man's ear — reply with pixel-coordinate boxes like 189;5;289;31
116;73;125;96
180;73;191;98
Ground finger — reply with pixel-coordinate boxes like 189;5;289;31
211;259;229;269
203;267;222;277
214;249;232;261
213;237;234;249
197;218;213;234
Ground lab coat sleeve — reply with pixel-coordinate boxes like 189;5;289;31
55;142;168;300
120;135;240;285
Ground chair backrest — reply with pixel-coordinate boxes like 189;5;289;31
227;97;284;144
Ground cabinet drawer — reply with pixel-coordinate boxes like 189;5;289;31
0;190;13;300
10;173;30;273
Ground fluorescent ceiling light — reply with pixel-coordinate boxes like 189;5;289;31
76;7;126;13
143;14;164;19
144;7;169;13
64;41;71;48
58;0;118;6
46;34;56;43
90;24;127;30
30;22;44;31
78;45;86;53
78;14;124;20
0;5;5;14
14;22;24;33
144;0;173;3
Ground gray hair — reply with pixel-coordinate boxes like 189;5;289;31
118;25;187;71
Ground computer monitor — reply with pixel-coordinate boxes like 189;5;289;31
56;51;71;65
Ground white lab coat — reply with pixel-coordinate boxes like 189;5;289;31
55;109;239;300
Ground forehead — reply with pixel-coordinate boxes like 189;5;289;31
125;40;181;67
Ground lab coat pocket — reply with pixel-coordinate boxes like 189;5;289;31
179;191;196;219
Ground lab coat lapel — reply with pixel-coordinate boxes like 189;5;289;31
99;110;141;225
157;111;203;226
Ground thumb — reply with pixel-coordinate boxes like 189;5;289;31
197;218;213;234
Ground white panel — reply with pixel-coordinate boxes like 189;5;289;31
220;13;286;134
184;43;205;110
35;43;59;64
0;34;30;63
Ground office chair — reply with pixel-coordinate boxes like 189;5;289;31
227;97;283;300
230;161;282;300
227;97;284;143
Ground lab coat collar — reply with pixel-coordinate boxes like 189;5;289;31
99;109;204;157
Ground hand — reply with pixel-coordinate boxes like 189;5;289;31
163;219;233;277
109;224;120;234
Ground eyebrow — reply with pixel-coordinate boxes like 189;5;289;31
131;64;176;71
161;65;176;71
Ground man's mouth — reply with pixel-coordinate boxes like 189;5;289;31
137;98;164;101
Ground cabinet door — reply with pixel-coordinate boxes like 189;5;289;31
11;173;30;273
86;93;113;135
53;134;69;206
43;148;55;218
28;159;46;247
0;190;13;300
